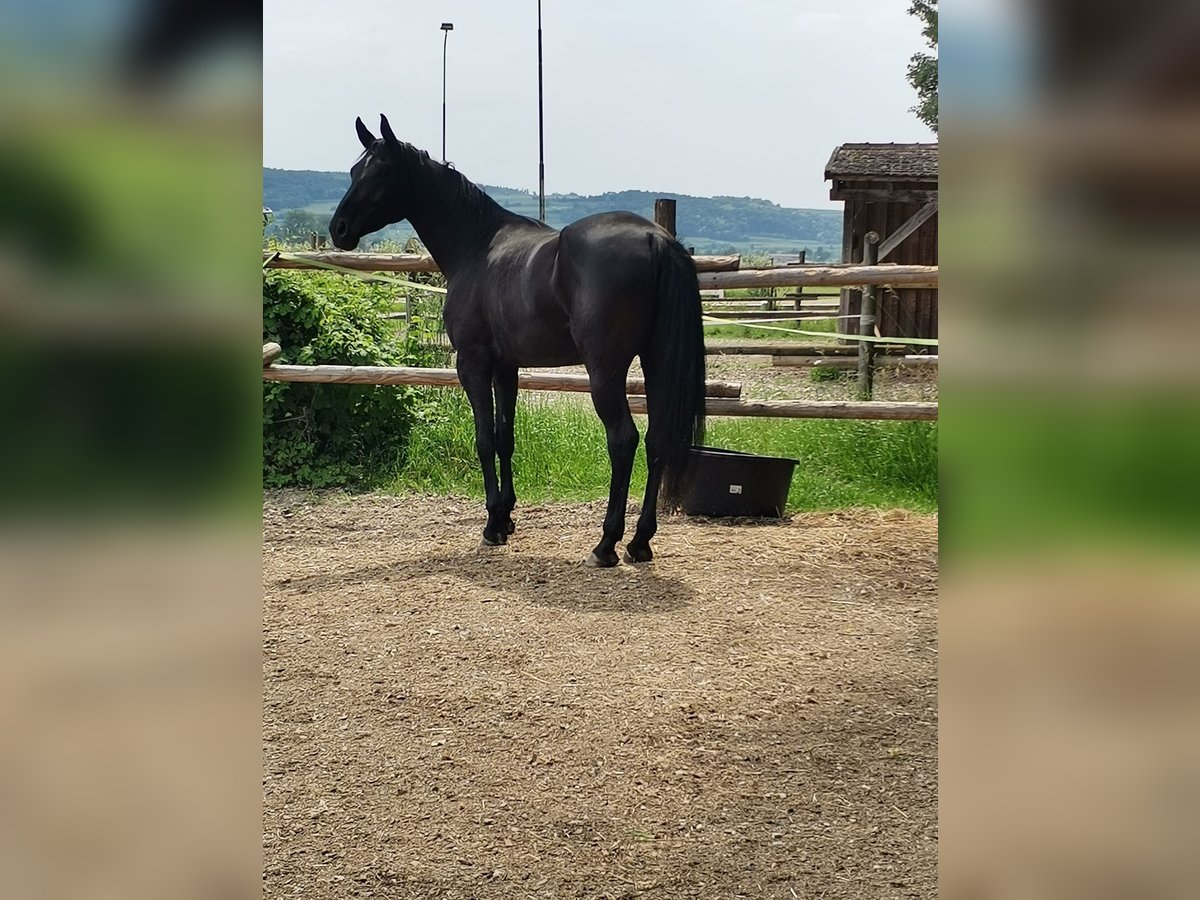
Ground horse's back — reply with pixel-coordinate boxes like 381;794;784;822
560;211;667;254
456;211;676;368
556;211;668;295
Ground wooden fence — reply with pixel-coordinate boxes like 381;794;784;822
262;242;938;407
263;358;743;399
262;344;937;421
263;250;938;290
264;250;741;274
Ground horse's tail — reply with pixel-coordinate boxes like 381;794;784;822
647;234;707;509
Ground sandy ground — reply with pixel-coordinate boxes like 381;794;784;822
264;493;937;899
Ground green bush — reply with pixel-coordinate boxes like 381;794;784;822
262;270;444;488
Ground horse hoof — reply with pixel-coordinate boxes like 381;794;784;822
623;545;653;564
584;550;619;568
504;519;516;535
480;534;505;548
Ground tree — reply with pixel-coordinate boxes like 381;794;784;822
269;208;325;245
906;0;938;133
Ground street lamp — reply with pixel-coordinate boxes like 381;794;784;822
440;22;454;163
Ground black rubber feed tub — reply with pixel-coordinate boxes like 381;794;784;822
681;446;798;518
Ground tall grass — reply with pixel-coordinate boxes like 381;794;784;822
708;416;937;512
390;392;937;513
395;392;646;503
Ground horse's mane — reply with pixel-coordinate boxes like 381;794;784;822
397;142;551;232
395;143;506;224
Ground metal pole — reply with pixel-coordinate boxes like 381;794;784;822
537;0;545;222
442;32;448;162
857;231;880;399
440;23;453;162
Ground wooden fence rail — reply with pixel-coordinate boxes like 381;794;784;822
262;250;938;289
262;355;936;420
264;250;742;274
263;363;742;399
628;396;937;421
697;264;937;291
706;343;908;357
702;309;844;321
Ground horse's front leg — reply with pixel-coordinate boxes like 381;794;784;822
457;355;507;546
492;364;519;537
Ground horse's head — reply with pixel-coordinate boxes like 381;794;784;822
329;114;408;251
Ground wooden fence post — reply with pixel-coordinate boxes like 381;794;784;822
857;232;880;399
793;248;807;310
654;199;677;237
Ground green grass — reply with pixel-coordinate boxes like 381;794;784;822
389;392;937;513
808;365;844;383
942;392;1199;556
708;416;937;512
703;317;840;342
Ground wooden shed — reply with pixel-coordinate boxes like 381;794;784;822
825;143;938;340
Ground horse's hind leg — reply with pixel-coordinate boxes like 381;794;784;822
625;424;664;563
585;370;639;568
456;354;507;546
492;364;519;536
626;358;666;563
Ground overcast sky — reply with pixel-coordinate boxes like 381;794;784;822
263;0;934;210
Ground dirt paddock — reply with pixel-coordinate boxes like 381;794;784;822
264;493;938;899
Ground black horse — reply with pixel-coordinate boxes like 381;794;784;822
330;115;705;567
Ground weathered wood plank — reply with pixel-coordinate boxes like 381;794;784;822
261;364;936;419
698;264;938;291
263;250;742;273
877;199;938;261
628;396;937;421
263;252;441;273
706;343;907;357
702;309;844;321
261;252;935;287
262;364;742;398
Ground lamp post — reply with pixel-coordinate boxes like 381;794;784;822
440;22;454;163
537;1;545;222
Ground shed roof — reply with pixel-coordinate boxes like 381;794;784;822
824;143;938;180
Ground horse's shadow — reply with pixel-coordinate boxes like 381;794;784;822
277;545;693;614
461;549;694;613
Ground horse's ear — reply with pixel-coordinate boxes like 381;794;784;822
355;116;376;149
379;114;399;146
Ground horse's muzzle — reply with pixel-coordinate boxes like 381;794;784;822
329;217;357;251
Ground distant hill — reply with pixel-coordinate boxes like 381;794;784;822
263;167;841;256
263;168;349;212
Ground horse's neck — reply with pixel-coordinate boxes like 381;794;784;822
403;159;508;277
